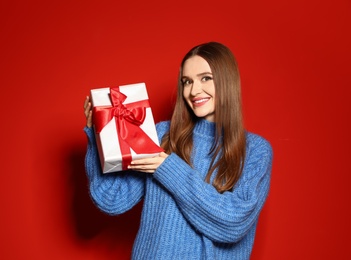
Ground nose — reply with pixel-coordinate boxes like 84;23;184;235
190;80;202;96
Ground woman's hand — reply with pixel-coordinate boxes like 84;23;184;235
128;152;169;173
84;96;93;128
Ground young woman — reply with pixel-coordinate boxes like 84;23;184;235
83;42;273;259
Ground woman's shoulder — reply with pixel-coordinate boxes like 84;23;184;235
156;120;170;127
239;131;273;182
245;131;273;158
156;120;171;137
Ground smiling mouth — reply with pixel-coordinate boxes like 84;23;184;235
192;98;210;105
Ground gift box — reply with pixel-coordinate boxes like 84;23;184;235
90;83;163;173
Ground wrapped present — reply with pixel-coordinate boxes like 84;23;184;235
90;83;163;173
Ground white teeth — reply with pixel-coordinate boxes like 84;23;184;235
194;98;208;104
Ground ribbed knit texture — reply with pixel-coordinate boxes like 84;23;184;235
84;119;273;260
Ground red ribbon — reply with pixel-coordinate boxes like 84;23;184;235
93;87;163;170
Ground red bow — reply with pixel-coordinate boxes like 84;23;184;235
93;87;162;170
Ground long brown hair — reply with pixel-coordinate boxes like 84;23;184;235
161;42;246;193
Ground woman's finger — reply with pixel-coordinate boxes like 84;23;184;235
84;97;91;113
128;154;168;174
86;110;93;128
84;96;93;128
131;153;168;165
131;156;164;166
131;159;155;165
83;96;89;108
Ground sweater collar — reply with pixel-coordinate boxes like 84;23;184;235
193;119;216;137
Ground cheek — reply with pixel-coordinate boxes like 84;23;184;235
207;85;216;99
182;88;189;99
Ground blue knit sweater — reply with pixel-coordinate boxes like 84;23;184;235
84;119;273;260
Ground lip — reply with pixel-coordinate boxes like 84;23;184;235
191;97;210;107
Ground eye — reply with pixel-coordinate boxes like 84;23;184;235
202;76;213;82
182;79;192;86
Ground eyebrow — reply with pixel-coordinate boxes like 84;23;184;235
181;72;212;78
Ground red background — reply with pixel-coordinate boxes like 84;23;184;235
1;0;350;259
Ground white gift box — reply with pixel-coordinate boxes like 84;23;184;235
90;83;162;173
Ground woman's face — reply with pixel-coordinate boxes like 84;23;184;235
182;55;216;122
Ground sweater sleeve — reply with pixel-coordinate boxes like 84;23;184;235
153;133;273;244
84;126;145;215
